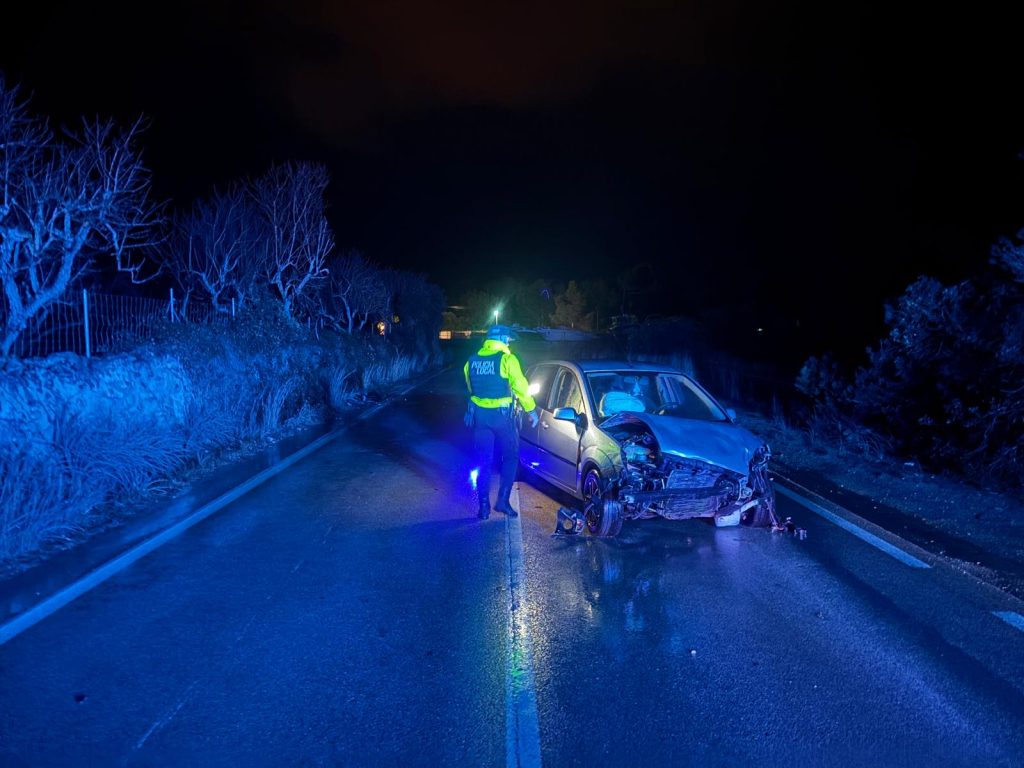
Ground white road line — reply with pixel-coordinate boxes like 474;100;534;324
321;523;335;545
993;611;1024;633
775;484;931;569
505;483;542;768
0;403;392;647
134;679;199;750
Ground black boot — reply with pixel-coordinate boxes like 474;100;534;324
477;490;490;520
494;485;518;517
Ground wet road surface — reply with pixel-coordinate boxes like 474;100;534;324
2;367;1023;766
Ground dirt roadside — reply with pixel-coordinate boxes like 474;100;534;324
740;409;1024;601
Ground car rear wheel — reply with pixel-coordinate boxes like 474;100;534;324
583;469;623;537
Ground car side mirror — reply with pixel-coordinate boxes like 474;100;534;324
554;407;587;431
553;407;577;422
726;408;737;422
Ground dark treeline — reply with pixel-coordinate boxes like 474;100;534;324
797;237;1023;490
0;77;444;360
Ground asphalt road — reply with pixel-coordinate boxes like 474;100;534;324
2;366;1024;767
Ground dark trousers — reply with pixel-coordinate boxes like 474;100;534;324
473;406;519;498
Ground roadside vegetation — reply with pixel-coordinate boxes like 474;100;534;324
0;79;443;572
794;235;1023;493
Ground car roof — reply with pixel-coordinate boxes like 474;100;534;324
527;359;686;375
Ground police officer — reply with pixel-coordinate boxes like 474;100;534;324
464;325;539;519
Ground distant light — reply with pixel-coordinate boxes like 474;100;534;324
756;327;764;333
469;468;479;490
527;382;540;396
530;462;540;468
493;309;499;325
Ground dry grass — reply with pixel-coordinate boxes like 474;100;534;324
325;361;358;410
0;335;439;571
181;384;242;466
0;442;98;562
0;408;188;563
248;376;300;439
360;354;419;394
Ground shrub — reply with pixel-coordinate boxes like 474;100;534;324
0;288;443;571
0;438;102;563
0;407;186;564
324;361;358;410
798;236;1024;488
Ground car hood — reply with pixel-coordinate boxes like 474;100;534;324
600;412;765;476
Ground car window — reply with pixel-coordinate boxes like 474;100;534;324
589;371;654;416
528;365;557;410
657;376;724;420
550;368;584;413
585;370;726;421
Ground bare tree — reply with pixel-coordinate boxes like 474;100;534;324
0;79;163;356
250;161;332;319
158;185;264;316
292;284;333;336
327;250;391;333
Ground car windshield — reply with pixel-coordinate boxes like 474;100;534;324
586;371;728;421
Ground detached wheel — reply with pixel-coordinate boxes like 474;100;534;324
583;469;623;537
741;473;778;528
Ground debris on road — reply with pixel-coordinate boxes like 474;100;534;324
773;515;807;541
552;507;585;536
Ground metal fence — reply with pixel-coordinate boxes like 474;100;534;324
8;289;233;359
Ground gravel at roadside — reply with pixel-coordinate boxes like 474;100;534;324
739;409;1024;600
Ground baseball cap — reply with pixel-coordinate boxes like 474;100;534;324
486;324;519;341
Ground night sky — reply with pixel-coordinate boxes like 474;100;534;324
3;1;1023;368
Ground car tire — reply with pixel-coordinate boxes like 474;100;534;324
583;469;623;537
741;476;777;527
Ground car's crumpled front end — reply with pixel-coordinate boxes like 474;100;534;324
600;412;777;527
741;443;778;527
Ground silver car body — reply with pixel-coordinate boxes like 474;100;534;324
518;360;773;526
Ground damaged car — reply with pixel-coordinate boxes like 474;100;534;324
518;360;777;537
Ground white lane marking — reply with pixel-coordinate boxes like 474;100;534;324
235;614;259;643
134;679;199;750
994;611;1024;633
321;522;336;545
505;483;542;768
0;403;391;647
775;484;931;569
